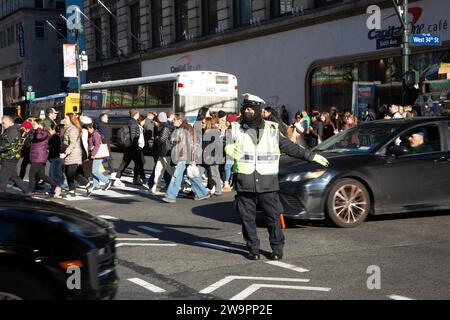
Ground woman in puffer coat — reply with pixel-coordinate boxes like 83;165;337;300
60;113;92;197
28;119;61;198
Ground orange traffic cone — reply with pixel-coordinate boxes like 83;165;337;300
280;213;286;230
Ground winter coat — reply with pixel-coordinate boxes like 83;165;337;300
172;122;195;163
98;121;110;145
128;119;141;147
0;125;23;160
88;130;102;158
62;125;83;165
30;128;50;164
48;134;62;160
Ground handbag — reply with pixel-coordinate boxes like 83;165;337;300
94;144;110;159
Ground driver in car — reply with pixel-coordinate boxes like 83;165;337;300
408;131;433;154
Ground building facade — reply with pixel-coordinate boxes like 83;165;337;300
84;0;450;118
0;0;67;115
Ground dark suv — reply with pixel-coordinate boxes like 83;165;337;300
0;193;118;300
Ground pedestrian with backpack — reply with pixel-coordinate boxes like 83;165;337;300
148;112;175;195
114;109;146;187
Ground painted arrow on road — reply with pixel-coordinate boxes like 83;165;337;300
230;283;332;300
199;276;310;294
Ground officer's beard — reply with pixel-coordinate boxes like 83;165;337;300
242;110;262;129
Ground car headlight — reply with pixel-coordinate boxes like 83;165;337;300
280;170;326;182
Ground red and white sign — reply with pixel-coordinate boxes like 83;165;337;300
63;44;77;78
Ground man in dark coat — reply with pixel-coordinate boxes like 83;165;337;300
0;116;29;194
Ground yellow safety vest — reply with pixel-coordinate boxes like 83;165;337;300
226;120;281;175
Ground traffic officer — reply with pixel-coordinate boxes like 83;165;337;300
225;93;329;260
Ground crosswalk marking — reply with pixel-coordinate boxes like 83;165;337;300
127;278;166;293
194;241;248;254
388;294;414;300
265;261;310;273
116;243;177;247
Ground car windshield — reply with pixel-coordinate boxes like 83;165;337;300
314;122;400;154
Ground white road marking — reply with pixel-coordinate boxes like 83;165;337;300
98;215;120;221
230;284;332;300
116;238;159;241
194;241;248;254
127;278;166;293
388;295;414;300
138;226;163;233
199;276;310;294
265;261;310;273
116;243;177;247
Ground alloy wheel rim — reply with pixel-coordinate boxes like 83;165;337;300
0;292;23;300
332;184;367;224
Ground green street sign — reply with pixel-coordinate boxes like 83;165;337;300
26;92;35;101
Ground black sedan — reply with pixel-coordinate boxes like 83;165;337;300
0;194;119;299
279;117;450;228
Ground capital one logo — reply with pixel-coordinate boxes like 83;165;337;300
366;5;423;30
66;5;83;31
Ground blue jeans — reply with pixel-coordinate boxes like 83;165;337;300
166;161;208;200
49;158;67;187
225;159;234;184
92;159;110;188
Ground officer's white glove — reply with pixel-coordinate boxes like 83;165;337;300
312;154;329;167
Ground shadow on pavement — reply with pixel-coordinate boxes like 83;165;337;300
107;219;273;259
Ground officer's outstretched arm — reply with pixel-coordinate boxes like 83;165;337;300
279;134;329;167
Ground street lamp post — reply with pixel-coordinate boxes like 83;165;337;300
392;0;412;104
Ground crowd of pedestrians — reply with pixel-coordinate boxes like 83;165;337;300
0;101;440;200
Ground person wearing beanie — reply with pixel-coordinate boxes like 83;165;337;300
158;112;168;123
224;93;329;261
218;110;227;119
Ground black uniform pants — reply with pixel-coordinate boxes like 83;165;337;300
0;159;29;193
235;191;285;255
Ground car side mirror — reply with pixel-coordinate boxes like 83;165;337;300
386;145;409;157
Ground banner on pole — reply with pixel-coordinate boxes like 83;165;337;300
63;44;77;78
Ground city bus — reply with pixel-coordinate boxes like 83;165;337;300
29;92;81;120
80;71;238;143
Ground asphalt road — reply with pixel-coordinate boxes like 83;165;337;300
13;153;450;300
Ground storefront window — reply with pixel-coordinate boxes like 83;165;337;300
309;50;450;116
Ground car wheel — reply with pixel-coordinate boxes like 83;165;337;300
0;267;54;300
326;179;370;228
